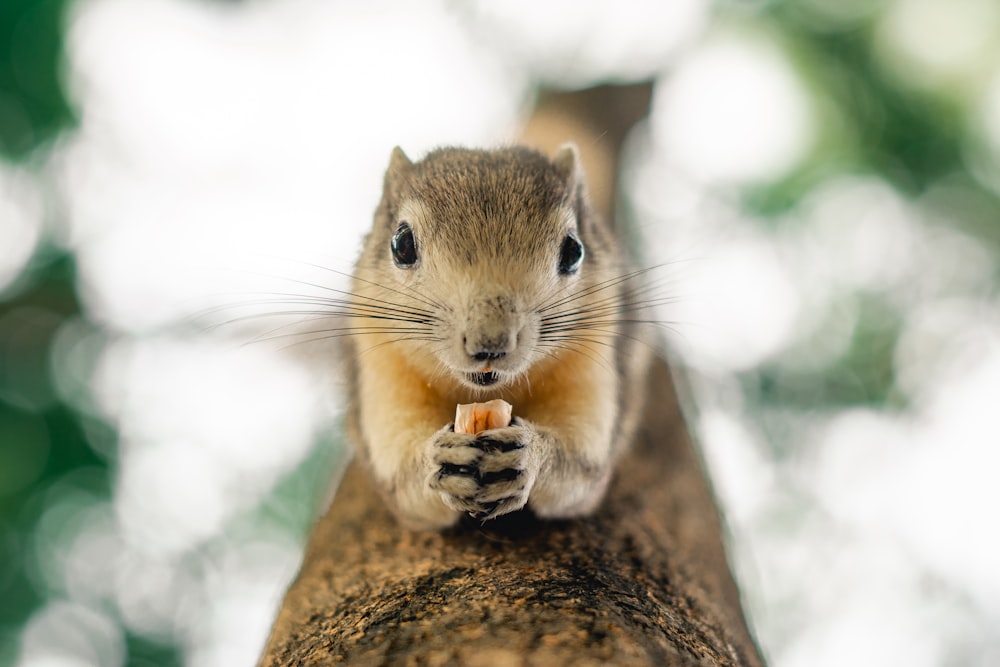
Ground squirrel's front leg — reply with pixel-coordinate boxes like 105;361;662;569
429;418;541;521
364;417;541;529
364;405;613;527
433;414;616;522
357;350;619;528
355;356;461;529
523;420;615;519
355;358;541;528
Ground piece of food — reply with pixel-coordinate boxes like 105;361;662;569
454;399;513;435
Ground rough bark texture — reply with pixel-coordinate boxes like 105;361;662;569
259;357;764;666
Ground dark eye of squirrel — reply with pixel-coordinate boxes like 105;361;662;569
558;233;584;275
391;222;418;267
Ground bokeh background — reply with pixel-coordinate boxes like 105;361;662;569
2;0;999;665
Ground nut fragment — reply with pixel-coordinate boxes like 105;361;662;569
454;399;513;435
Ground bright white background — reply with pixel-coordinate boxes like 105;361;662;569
2;0;999;665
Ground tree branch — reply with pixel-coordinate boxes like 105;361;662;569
259;357;764;666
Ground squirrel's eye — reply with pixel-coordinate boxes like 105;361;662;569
558;232;584;275
391;222;418;267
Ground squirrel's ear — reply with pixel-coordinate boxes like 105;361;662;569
384;146;413;195
389;146;412;173
552;142;582;188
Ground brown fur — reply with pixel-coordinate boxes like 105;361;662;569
343;144;650;530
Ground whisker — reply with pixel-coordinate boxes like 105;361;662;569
534;340;616;378
541;311;681;333
204;288;437;320
243;312;346;345
247;324;435;346
352;335;446;359
540;297;677;328
204;308;337;330
541;323;677;356
253;256;448;313
207;308;439;337
277;334;441;354
540;288;681;325
539;334;618;351
221;268;441;321
536;265;663;313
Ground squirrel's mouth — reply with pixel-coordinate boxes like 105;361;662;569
466;370;501;387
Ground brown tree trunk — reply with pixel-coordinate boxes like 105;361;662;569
259;357;764;666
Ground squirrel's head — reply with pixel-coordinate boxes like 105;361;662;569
355;144;614;392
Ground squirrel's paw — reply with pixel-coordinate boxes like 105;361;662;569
427;419;537;521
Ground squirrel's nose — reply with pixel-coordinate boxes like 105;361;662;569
464;334;511;363
472;349;506;363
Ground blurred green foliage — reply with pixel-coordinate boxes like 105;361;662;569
1;0;997;665
0;0;92;655
746;4;992;205
0;1;182;664
0;0;74;157
737;2;1000;426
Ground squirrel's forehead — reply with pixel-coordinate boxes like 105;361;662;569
404;161;565;215
395;196;575;236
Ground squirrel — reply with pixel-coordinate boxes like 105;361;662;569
340;139;654;531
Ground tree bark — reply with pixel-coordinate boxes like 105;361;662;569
259;356;764;666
